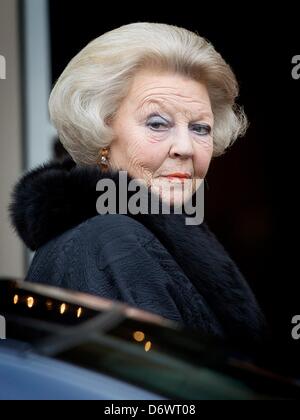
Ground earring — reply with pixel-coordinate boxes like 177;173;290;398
97;147;110;171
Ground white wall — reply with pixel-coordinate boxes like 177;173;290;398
23;0;56;170
0;0;54;278
0;0;24;278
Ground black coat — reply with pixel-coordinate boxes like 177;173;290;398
9;157;267;345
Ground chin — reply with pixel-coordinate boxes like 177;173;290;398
150;180;194;210
162;192;192;208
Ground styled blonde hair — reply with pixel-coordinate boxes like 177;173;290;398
49;22;248;165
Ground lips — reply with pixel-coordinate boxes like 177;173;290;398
160;173;192;184
163;172;192;179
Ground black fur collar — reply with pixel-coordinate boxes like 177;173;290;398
9;156;200;252
9;157;267;344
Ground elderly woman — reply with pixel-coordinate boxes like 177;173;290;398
10;22;266;344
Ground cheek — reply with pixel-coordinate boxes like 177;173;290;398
194;144;213;177
137;142;168;168
125;128;169;171
122;135;158;179
113;116;170;177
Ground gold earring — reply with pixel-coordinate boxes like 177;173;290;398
97;147;110;171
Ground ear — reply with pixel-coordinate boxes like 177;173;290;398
105;114;116;128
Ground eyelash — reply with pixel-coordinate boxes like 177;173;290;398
146;115;211;136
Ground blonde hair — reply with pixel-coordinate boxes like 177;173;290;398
49;22;248;165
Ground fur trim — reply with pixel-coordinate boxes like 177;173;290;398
9;156;267;344
9;157;137;251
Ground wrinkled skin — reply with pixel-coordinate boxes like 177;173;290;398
108;69;214;206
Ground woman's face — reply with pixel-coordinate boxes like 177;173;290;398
108;69;214;206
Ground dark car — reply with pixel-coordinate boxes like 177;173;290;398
0;278;299;400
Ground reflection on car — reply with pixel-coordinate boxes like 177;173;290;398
0;278;299;400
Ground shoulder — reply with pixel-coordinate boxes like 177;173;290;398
28;213;161;275
33;213;158;260
60;213;156;249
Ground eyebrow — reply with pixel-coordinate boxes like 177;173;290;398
138;99;213;122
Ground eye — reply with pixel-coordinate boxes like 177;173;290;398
191;124;212;136
146;114;169;131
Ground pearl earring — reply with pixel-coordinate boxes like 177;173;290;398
97;147;110;171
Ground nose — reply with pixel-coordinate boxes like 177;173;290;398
169;127;194;160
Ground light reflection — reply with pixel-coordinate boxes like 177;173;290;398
13;295;19;305
144;341;152;352
46;300;53;310
133;331;145;342
27;297;34;309
60;303;67;315
77;307;82;318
